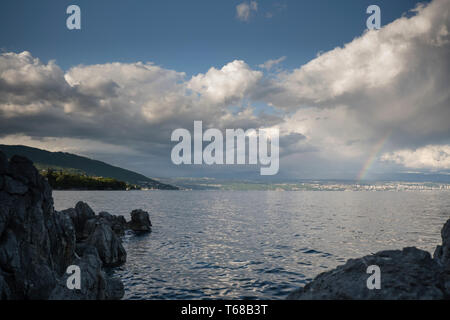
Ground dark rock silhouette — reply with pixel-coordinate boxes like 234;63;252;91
0;151;152;300
434;219;450;271
85;223;127;267
288;219;450;300
128;209;152;232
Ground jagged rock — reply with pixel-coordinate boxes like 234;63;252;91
288;219;450;300
288;247;446;300
63;201;96;240
98;212;127;236
3;176;28;195
128;209;152;232
7;155;40;186
434;219;450;270
0;151;124;300
0;152;7;174
0;272;11;299
82;213;127;240
49;246;124;300
85;223;126;267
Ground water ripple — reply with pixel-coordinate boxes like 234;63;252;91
53;190;450;300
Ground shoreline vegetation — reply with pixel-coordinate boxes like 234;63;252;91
0;144;179;190
0;151;152;299
41;169;141;191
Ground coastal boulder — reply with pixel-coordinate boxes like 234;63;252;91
434;219;450;271
99;211;127;236
63;201;96;240
0;151;124;300
49;246;124;300
127;209;152;232
82;213;127;239
288;247;446;300
0;152;7;174
85;223;127;267
288;218;450;300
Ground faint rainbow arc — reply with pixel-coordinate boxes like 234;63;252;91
357;130;392;181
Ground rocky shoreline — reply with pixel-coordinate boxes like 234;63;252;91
288;219;450;299
0;151;151;299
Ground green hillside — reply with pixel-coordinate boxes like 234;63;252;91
0;144;178;190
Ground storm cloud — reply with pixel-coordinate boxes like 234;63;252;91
0;0;449;178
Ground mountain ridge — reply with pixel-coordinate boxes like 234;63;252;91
0;144;178;190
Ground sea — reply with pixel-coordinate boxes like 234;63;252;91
53;190;450;299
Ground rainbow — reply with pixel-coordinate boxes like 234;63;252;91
357;130;392;181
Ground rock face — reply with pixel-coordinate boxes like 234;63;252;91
288;219;450;300
434;219;450;271
85;223;127;267
0;153;82;299
0;151;152;300
127;209;152;232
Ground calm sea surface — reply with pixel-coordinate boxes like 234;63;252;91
53;190;450;300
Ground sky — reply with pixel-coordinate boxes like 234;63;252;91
0;0;449;181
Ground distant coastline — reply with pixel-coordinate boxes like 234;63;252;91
0;144;179;190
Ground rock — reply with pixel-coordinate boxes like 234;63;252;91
85;223;126;267
63;201;96;240
0;151;124;300
7;155;40;187
288;219;450;300
82;213;127;239
49;246;124;300
98;212;127;236
434;219;450;270
3;176;28;195
128;209;152;232
0;152;7;174
0;272;11;299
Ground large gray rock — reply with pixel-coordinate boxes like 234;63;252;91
128;209;152;232
85;222;127;267
288;247;446;300
63;202;96;240
434;219;450;271
98;212;127;237
0;152;7;174
49;246;124;300
3;176;28;195
288;219;450;300
0;151;124;300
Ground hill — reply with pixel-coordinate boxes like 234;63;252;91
0;144;178;190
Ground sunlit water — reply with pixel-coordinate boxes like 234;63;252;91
53;190;450;300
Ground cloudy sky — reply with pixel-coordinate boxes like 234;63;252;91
0;0;449;180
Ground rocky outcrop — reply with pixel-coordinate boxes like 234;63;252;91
85;223;127;267
0;151;153;300
288;219;450;300
434;219;450;271
127;209;152;232
0;153;82;299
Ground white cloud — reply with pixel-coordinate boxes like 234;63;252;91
257;0;450;174
258;56;286;70
1;0;449;178
236;1;258;22
187;60;263;105
0;52;276;160
381;145;450;170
